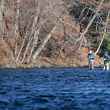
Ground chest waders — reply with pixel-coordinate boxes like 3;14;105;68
89;59;94;70
104;60;110;70
88;52;95;70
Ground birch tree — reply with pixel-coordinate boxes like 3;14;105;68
14;0;67;64
95;11;110;54
14;0;20;58
0;0;5;36
77;0;105;49
0;0;15;63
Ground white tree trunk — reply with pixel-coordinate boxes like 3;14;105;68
15;31;28;62
33;25;57;60
15;1;40;63
26;18;48;63
26;28;39;63
95;11;110;55
15;0;20;58
20;36;34;63
76;0;105;48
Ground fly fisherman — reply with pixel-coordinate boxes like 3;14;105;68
88;50;95;70
103;51;110;70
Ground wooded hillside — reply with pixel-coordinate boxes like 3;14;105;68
0;0;110;67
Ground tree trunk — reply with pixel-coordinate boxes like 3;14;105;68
33;25;57;60
26;28;39;63
0;0;5;35
20;36;34;64
77;0;105;49
15;1;40;63
95;11;110;55
14;0;20;58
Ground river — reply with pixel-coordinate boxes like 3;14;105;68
0;68;110;110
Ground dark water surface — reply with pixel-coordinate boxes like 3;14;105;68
0;68;110;110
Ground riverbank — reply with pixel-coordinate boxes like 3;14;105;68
0;44;103;68
0;59;87;69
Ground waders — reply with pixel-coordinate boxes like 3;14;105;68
104;60;110;70
89;60;94;70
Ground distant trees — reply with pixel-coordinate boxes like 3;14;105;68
0;0;110;66
68;0;110;50
0;0;72;65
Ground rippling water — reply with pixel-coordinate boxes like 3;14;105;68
0;68;110;110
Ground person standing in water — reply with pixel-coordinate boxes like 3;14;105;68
103;51;110;70
88;50;95;70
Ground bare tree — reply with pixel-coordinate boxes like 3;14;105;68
0;0;15;64
95;11;110;54
76;0;105;49
14;0;20;58
0;0;5;37
33;25;57;60
14;0;68;64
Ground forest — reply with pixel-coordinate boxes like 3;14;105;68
0;0;110;67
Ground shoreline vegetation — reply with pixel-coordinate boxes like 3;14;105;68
0;57;103;69
0;64;103;69
0;0;110;68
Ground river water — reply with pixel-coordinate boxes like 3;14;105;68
0;68;110;110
